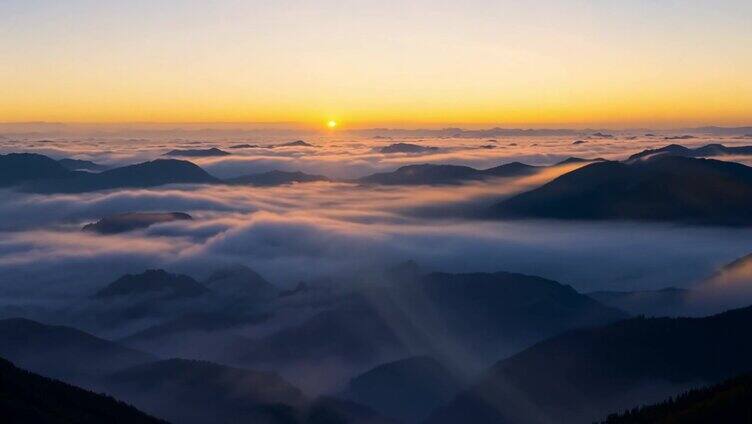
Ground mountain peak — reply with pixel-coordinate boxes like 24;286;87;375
94;269;210;300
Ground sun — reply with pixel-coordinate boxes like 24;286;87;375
327;120;337;129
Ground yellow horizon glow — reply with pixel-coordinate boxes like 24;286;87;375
1;1;751;128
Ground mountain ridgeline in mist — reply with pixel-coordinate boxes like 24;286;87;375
3;254;752;423
228;170;330;186
626;143;752;162
234;271;626;378
82;212;192;234
491;155;752;225
94;269;210;300
358;162;539;185
0;264;627;424
0;153;219;192
427;305;752;424
0;318;391;424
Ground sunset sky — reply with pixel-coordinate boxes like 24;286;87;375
1;0;751;127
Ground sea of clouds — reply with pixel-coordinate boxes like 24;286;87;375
2;130;752;301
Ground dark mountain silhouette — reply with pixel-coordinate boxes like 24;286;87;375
360;164;479;185
26;159;219;193
0;318;389;424
555;156;606;165
627;143;752;162
588;287;692;317
103;358;391;424
102;358;305;424
0;153;73;187
0;357;167;424
273;140;314;148
359;162;538;185
343;356;463;423
58;158;108;171
428;305;752;424
238;271;624;376
227;170;329;186
393;272;626;360
82;212;192;234
94;269;210;300
600;373;752;424
378;143;439;154
164;147;230;157
483;162;539;177
0;318;153;383
239;300;408;370
664;135;696;140
491;156;752;225
228;143;260;149
203;264;278;300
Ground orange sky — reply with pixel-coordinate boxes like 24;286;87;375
1;1;751;128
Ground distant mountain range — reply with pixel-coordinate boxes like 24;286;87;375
350;127;582;138
691;126;752;136
378;143;439;154
358;162;539;185
164;147;230;157
588;251;752;318
428;304;752;424
227;170;329;186
627;143;752;162
588;287;692;317
0;357;166;424
272;140;315;148
0;151;598;192
491;156;752;225
19;157;219;193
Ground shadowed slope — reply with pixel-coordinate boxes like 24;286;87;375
0;153;73;187
344;356;462;423
0;357;167;424
492;156;752;225
0;318;154;382
428;305;752;424
601;373;752;424
94;269;210;300
26;159;219;193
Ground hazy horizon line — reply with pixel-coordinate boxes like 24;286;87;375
1;121;751;133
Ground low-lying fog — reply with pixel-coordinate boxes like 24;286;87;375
2;130;751;298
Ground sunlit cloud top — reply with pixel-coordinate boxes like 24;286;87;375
1;0;751;127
